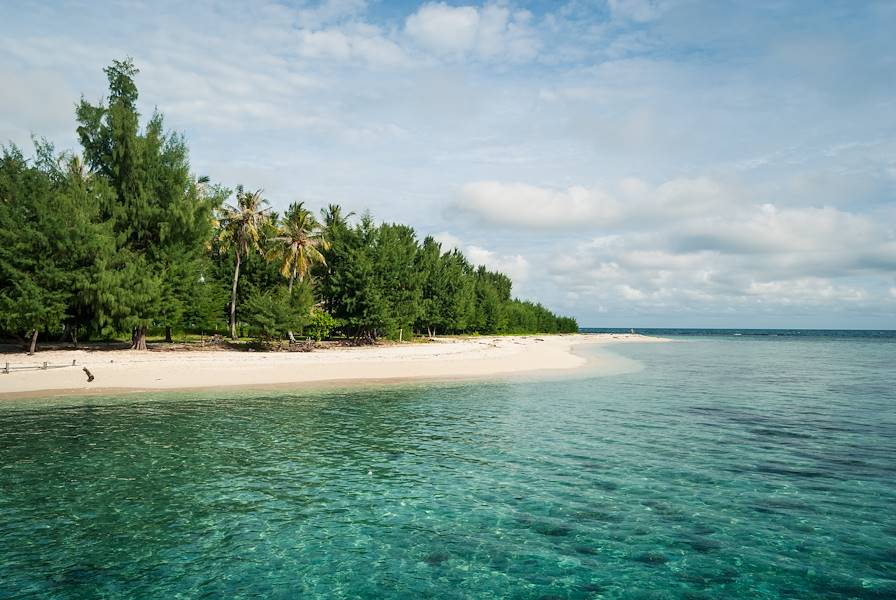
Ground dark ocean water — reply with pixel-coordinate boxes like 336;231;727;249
1;333;894;598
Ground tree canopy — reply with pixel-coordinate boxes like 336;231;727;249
0;60;578;352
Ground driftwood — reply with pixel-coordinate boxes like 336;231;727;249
82;367;94;383
289;338;315;352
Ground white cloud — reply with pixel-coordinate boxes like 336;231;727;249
0;64;76;147
404;2;539;61
432;231;464;251
454;177;737;230
745;278;868;304
1;0;894;327
466;244;530;284
540;199;896;321
405;3;480;56
432;232;530;289
298;24;409;67
456;181;622;228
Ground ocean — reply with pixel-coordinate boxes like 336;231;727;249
1;331;894;598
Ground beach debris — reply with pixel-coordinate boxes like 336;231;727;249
82;367;94;383
289;338;315;352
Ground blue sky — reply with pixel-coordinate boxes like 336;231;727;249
2;0;895;328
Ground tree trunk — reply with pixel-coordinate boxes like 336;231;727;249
60;323;79;348
131;325;147;350
28;329;38;355
165;326;172;343
287;274;295;341
229;252;241;339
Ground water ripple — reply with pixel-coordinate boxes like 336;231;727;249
1;337;895;598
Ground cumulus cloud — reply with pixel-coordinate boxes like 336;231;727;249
404;2;539;61
453;177;734;230
448;170;896;322
539;199;896;321
455;181;621;228
2;0;894;326
297;24;409;67
433;232;530;289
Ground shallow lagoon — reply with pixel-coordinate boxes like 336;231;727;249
1;335;895;598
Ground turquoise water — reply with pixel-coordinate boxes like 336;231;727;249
1;335;895;598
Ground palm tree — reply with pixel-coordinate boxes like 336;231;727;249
318;204;353;313
268;202;329;294
217;186;269;339
64;154;91;183
320;203;354;241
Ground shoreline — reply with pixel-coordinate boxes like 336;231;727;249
0;334;670;400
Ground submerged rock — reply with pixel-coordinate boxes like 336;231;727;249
632;551;669;565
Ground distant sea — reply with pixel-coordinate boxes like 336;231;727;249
582;327;896;339
1;330;894;598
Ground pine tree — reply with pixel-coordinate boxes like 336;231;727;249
76;59;218;349
0;144;116;353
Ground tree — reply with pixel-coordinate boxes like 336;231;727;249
267;202;328;294
0;60;580;349
243;285;311;345
76;58;217;349
316;203;353;313
438;250;476;334
217;186;270;339
324;214;389;340
306;309;337;342
373;223;422;338
415;236;443;337
0;144;117;353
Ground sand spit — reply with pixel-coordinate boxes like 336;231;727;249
0;333;669;398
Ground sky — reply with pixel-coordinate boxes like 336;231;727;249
1;0;895;328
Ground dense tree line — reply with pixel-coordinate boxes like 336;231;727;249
0;60;578;353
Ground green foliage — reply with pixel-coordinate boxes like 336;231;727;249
373;223;423;337
267;202;327;290
0;144;117;346
75;58;218;344
181;257;230;333
306;310;337;342
217;186;270;338
0;59;577;352
243;286;310;341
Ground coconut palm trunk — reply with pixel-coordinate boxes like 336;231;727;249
218;186;269;342
267;202;329;345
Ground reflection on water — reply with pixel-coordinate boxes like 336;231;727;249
1;337;895;598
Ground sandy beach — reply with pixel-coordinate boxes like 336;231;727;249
0;333;669;398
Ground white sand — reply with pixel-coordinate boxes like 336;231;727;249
0;334;669;398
